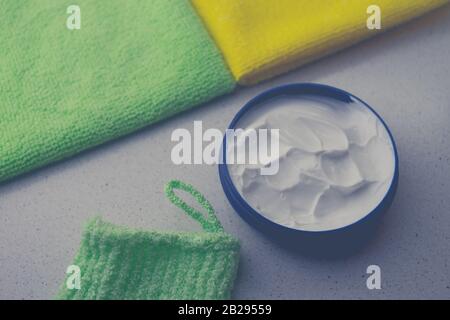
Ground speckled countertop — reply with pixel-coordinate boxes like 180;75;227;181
0;7;449;299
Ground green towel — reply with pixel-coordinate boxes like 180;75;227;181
0;0;235;182
57;180;240;300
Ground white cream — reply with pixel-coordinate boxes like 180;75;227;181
227;95;396;231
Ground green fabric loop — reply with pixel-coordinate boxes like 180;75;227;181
165;180;224;233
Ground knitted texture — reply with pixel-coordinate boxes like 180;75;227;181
0;0;235;182
164;180;224;233
56;218;240;300
191;0;449;84
57;181;240;300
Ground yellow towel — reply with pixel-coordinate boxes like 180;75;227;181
192;0;449;85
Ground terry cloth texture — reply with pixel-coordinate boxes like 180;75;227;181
192;0;449;84
57;181;240;300
0;0;235;183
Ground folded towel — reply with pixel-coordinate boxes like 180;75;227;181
57;180;240;300
0;0;235;183
192;0;449;84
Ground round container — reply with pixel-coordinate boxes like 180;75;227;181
219;83;399;253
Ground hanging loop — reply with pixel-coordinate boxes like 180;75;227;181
165;180;224;233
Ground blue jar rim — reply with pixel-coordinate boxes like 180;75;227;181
218;83;399;235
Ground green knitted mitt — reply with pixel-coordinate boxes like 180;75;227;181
57;180;240;300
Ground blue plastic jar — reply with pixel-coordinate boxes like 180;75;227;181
219;83;399;255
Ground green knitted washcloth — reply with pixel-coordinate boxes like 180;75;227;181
57;180;240;300
0;0;235;183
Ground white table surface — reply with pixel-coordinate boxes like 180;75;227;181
1;6;449;299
